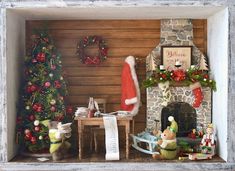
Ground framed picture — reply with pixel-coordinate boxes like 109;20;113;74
161;46;192;70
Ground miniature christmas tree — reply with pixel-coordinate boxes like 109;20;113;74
16;30;72;153
199;55;209;71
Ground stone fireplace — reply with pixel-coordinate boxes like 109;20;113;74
146;19;212;132
147;86;211;133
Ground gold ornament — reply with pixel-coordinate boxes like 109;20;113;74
50;99;56;105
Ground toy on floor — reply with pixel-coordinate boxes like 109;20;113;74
131;131;160;155
131;120;161;155
48;121;72;161
152;116;178;160
188;129;197;139
188;153;213;160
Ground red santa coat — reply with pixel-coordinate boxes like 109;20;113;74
121;56;140;116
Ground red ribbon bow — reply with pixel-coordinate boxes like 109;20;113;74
84;56;101;65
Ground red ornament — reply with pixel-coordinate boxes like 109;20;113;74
52;54;56;58
24;134;32;140
28;114;35;121
26;85;37;93
100;47;108;56
83;37;88;43
160;73;167;79
32;104;37;111
16;116;22;124
66;106;73;114
51;65;56;70
32;58;38;63
204;74;209;79
30;136;37;144
172;69;186;82
36;52;46;62
188;130;197;139
34;126;40;132
54;80;61;88
50;106;56;112
24;129;31;135
31;85;37;92
33;103;43;112
44;81;51;88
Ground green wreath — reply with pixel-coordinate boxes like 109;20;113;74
77;35;108;65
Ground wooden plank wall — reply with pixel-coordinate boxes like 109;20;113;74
26;20;207;134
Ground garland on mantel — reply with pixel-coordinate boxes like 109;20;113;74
143;67;216;91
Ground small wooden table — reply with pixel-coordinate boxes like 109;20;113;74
75;116;133;160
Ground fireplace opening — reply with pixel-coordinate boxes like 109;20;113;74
161;102;196;137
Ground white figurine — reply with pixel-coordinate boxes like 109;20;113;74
200;123;216;155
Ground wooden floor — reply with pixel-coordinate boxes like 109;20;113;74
11;148;224;163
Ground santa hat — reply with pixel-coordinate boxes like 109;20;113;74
168;116;178;133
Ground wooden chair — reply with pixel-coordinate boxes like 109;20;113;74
90;98;107;152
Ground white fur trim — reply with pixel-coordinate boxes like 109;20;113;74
168;116;174;122
190;82;201;90
125;97;138;105
125;56;141;116
125;56;135;66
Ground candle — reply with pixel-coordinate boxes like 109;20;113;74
150;55;156;71
175;61;181;66
160;65;165;71
191;65;195;69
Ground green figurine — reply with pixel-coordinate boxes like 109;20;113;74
48;121;72;161
153;116;178;159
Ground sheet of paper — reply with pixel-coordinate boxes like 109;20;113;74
103;116;120;160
